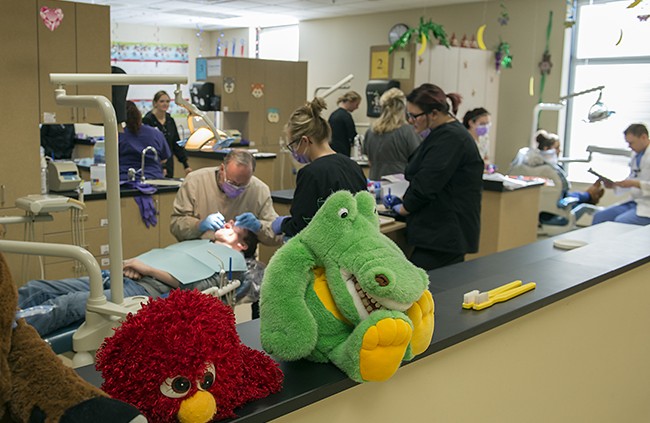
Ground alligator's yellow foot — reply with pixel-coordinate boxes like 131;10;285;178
359;318;412;382
407;290;435;355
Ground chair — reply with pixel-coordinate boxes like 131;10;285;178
508;148;601;236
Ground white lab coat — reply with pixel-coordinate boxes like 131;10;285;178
628;144;650;217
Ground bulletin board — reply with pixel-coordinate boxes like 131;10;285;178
111;41;190;118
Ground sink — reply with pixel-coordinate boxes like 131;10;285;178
144;178;183;187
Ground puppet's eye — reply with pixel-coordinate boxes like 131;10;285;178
338;208;349;218
160;376;191;398
198;363;216;391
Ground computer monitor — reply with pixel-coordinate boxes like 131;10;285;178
190;82;220;111
365;80;400;118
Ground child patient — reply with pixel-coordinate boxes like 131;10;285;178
18;222;260;336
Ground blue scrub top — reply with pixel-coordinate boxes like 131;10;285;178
118;125;171;180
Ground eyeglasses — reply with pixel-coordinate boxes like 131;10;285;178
222;166;249;189
286;138;300;153
406;111;427;121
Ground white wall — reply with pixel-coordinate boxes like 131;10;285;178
113;0;566;171
298;0;566;171
111;22;206;89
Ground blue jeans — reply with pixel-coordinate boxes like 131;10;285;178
17;270;148;337
592;201;650;226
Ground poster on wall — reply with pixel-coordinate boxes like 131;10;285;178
111;41;190;119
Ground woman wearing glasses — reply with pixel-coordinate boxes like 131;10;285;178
384;83;483;271
272;97;367;238
362;88;421;181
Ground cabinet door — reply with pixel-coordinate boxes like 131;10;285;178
75;2;111;124
0;0;40;208
157;192;178;248
456;48;489;116
120;197;160;259
426;46;460;90
0;208;45;284
37;0;77;123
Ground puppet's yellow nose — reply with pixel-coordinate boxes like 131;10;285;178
177;391;217;423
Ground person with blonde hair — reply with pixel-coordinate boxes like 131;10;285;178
273;97;367;238
328;90;362;156
363;88;421;180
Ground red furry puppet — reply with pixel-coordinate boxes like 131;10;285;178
96;289;283;423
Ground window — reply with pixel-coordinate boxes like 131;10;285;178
564;0;650;182
256;25;299;61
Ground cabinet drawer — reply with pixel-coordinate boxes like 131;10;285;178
43;226;108;264
44;260;77;280
83;200;109;229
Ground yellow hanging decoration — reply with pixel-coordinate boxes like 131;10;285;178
477;24;487;50
627;0;642;9
417;32;428;56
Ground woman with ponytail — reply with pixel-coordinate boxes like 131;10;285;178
272;97;367;238
363;88;421;180
384;83;484;270
118;101;171;181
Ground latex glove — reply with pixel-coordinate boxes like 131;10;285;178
134;195;158;228
235;212;262;233
271;216;289;235
383;194;402;209
198;212;225;233
392;204;403;215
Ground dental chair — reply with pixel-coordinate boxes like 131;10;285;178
508;147;602;236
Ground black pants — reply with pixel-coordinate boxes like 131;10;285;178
251;300;260;319
409;247;464;271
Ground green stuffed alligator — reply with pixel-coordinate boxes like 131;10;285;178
260;190;434;383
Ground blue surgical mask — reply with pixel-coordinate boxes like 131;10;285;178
419;128;431;139
475;124;490;137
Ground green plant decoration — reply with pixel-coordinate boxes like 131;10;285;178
389;16;450;54
495;40;513;71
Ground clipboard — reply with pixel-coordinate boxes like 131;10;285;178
587;168;614;184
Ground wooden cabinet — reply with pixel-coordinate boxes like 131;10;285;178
0;0;40;209
414;46;500;161
37;0;78;123
0;0;109;212
74;2;111;124
37;0;110;124
198;57;306;190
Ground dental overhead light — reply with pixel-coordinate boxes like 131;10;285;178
530;85;615;147
173;88;232;151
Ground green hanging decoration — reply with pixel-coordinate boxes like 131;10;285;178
495;40;513;71
389;16;450;54
538;11;554;104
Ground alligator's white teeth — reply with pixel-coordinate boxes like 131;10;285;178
362;298;369;306
365;305;373;312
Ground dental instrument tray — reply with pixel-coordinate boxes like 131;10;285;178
16;194;84;214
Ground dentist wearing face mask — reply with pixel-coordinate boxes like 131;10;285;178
170;149;281;246
272;97;368;238
383;83;484;271
463;107;492;165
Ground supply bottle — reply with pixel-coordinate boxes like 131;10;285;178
40;146;48;194
93;138;105;164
